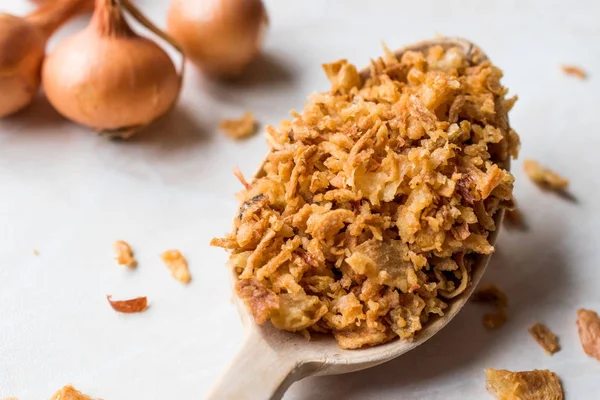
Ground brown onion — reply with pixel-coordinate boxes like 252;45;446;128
0;0;87;117
29;0;95;13
167;0;267;78
42;0;185;138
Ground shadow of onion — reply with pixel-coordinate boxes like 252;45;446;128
197;51;297;106
215;51;296;89
0;93;65;134
122;106;211;152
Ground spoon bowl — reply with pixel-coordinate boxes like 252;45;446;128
207;37;508;400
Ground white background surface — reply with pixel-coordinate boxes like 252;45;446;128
1;0;599;398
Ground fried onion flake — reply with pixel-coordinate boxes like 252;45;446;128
523;159;569;191
106;295;148;313
485;369;563;400
219;112;257;140
113;240;136;268
161;249;191;284
529;322;560;355
213;44;520;349
577;308;600;360
51;385;95;400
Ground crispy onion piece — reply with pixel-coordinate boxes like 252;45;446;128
106;295;148;313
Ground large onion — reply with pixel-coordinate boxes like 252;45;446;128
0;0;87;117
29;0;95;13
42;0;185;138
167;0;267;78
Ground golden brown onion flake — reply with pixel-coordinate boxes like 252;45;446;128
113;240;136;268
160;249;191;284
51;385;95;400
529;322;560;355
219;112;257;140
577;308;600;360
485;369;563;400
213;44;519;349
234;278;279;324
106;295;148;313
472;284;508;329
561;65;587;79
523;159;569;191
322;60;362;94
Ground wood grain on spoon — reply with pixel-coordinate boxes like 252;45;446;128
207;37;509;400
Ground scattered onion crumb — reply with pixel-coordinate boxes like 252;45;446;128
529;322;560;355
472;284;508;329
577;308;600;360
219;112;257;140
106;295;148;313
485;368;564;399
561;65;587;79
523;159;569;191
160;249;191;284
33;249;39;256
113;240;137;268
50;385;95;400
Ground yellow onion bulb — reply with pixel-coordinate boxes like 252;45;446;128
42;0;181;136
0;0;85;117
0;14;46;117
167;0;267;78
29;0;96;13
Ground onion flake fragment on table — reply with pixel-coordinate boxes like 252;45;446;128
160;249;191;284
219;112;257;140
50;385;96;400
106;295;148;313
113;240;136;268
577;308;600;360
561;65;587;79
485;368;564;400
523;159;569;191
528;322;560;355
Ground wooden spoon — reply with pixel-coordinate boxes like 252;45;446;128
207;37;508;400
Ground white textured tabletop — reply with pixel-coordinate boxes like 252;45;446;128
1;0;600;399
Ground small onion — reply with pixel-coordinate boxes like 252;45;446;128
42;0;185;138
167;0;267;78
0;0;86;117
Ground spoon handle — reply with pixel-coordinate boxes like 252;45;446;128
205;329;309;400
